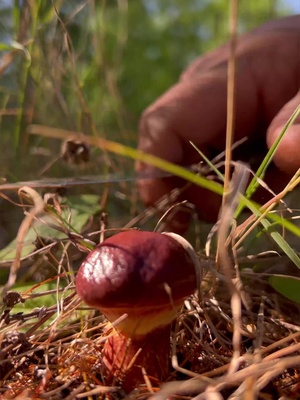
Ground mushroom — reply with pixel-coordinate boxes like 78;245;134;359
76;230;200;392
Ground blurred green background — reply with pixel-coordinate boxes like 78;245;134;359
0;0;298;246
0;1;296;176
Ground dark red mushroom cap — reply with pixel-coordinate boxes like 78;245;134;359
76;231;200;389
76;230;197;307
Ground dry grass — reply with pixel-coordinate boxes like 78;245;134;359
0;265;299;399
1;2;299;399
0;177;299;399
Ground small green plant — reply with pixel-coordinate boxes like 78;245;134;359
0;1;299;398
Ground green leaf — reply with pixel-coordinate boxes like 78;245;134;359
269;275;300;303
0;195;101;263
64;194;101;215
242;197;300;269
0;230;37;263
235;104;300;218
6;281;81;329
12;281;60;312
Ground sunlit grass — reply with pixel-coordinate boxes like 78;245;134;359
0;1;299;398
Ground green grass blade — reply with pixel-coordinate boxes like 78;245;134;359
242;197;300;269
235;104;300;218
189;141;225;182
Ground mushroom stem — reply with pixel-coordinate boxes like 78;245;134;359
76;230;199;392
102;325;171;392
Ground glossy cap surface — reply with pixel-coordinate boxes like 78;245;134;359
76;230;197;309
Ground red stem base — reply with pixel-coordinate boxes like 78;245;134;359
102;325;171;393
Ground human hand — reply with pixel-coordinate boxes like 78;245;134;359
136;15;300;232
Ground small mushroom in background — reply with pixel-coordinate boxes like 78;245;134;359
76;230;200;392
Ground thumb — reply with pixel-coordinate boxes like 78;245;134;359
267;90;300;175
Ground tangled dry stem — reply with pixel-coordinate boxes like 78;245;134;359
0;264;299;399
0;172;300;399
